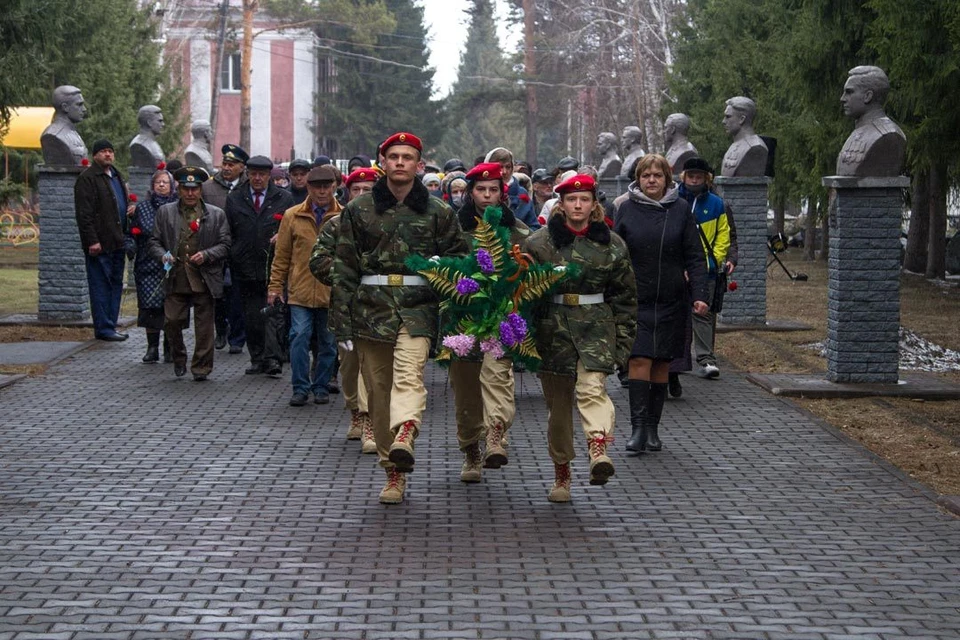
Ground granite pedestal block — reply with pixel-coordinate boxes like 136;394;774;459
715;176;771;326
37;165;89;322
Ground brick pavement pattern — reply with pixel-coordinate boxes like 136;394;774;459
0;334;958;639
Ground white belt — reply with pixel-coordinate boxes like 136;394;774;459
360;274;428;286
552;293;605;306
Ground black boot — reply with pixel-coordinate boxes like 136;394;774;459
626;379;650;452
646;382;668;451
668;372;682;398
162;335;173;363
142;332;160;363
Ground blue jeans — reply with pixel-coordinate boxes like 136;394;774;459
289;305;336;397
84;249;126;337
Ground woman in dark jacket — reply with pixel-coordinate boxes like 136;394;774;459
125;168;177;363
613;154;709;453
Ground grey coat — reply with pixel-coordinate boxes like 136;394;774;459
146;201;232;298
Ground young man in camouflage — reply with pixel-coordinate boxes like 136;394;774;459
331;132;469;504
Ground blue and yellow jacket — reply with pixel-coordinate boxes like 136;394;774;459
679;184;730;277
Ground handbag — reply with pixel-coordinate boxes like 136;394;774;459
696;223;726;313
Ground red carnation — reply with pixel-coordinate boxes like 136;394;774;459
519;193;530;203
81;158;90;167
157;161;166;171
190;220;200;233
129;194;138;203
131;226;142;236
728;280;738;292
273;213;284;222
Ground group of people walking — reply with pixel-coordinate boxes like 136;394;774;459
73;130;735;505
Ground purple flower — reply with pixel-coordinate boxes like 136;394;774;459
480;336;505;359
507;312;527;340
456;277;480;295
499;321;519;347
476;249;495;274
442;333;477;357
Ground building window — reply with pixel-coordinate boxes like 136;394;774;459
221;52;241;92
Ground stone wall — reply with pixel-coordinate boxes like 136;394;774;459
823;176;909;383
37;166;89;321
715;176;771;326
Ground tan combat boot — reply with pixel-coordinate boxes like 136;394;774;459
360;413;377;454
346;409;363;440
547;462;572;503
588;435;615;486
483;422;508;469
378;468;406;504
460;442;483;483
388;420;418;472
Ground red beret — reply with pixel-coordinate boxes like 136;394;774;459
345;167;380;188
381;132;422;154
554;174;597;195
465;162;502;182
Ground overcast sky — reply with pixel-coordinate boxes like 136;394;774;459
419;0;521;98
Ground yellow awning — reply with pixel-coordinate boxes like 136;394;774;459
0;107;55;150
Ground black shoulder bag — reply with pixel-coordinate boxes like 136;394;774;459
696;223;727;313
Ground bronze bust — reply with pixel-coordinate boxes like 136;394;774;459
720;97;768;177
663;113;699;176
129;105;166;168
619;126;646;180
595;132;622;179
40;86;88;166
836;66;906;177
184;120;214;172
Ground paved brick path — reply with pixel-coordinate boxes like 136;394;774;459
0;335;958;639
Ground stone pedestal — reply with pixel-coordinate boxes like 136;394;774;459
598;177;631;200
127;167;153;203
37;165;90;321
714;176;771;326
822;176;909;383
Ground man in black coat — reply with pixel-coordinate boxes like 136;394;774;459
74;139;130;341
225;155;294;374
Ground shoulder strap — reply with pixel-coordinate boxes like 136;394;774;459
696;223;716;264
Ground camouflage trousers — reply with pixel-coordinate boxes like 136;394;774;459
358;326;430;468
539;360;615;465
338;343;369;413
449;353;516;450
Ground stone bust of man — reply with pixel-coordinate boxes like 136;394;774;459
836;65;906;177
663;113;699;176
595;132;622;179
720;97;768;177
619;126;646;180
40;85;89;166
129;105;165;168
184;119;214;172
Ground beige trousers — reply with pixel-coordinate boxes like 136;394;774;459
539;360;615;464
357;326;430;467
450;353;516;449
338;344;369;413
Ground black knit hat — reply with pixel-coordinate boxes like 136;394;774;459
682;157;712;174
92;139;114;155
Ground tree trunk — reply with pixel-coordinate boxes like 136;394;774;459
239;0;257;152
772;193;785;235
522;0;537;166
803;195;818;261
926;164;947;279
208;0;230;138
818;197;829;261
903;170;929;273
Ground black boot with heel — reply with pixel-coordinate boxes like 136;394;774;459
626;379;651;453
646;382;668;451
142;331;160;363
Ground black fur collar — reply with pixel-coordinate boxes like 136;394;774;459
548;213;611;248
457;200;516;232
372;176;431;215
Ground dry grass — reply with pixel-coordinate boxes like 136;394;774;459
719;250;960;497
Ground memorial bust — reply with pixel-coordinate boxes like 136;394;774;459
720;97;768;177
40;85;88;166
129;105;166;168
836;65;906;177
184;120;214;172
618;126;646;180
663;113;699;176
595;132;622;179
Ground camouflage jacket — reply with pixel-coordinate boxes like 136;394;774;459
330;177;470;344
309;213;340;287
522;214;637;376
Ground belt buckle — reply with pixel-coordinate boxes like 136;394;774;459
387;274;404;286
562;293;579;306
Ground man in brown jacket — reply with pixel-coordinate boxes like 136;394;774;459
268;165;341;406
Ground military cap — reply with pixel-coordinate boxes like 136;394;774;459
556;156;580;172
288;158;312;173
173;165;210;187
344;167;380;188
221;144;249;164
682;156;713;174
531;168;553;184
464;162;502;182
306;165;338;184
381;132;422;154
554;173;596;196
245;155;274;170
